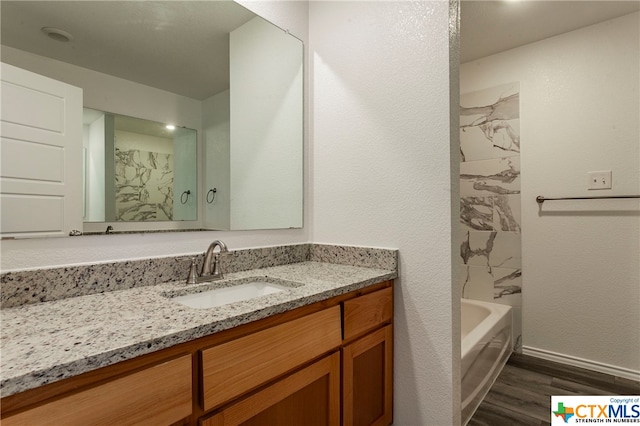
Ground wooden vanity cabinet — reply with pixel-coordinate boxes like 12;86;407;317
200;285;393;426
0;281;393;426
342;287;394;426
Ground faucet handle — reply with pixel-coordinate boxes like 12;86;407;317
176;256;199;284
186;258;199;284
211;253;224;278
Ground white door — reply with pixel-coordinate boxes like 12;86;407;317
1;63;83;238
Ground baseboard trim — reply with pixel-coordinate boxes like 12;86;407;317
522;346;640;381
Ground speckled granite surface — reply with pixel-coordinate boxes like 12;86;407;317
0;244;311;309
0;243;396;309
310;244;397;271
0;256;199;309
1;257;397;397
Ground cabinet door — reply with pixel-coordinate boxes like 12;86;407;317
343;325;393;426
0;62;82;238
201;352;340;426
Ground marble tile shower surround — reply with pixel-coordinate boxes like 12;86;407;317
115;148;174;221
460;81;522;351
0;243;398;309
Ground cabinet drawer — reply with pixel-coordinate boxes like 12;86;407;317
201;352;341;426
343;287;393;341
2;355;192;426
201;305;342;411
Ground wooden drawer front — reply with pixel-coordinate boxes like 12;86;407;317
201;305;342;411
343;287;393;341
201;352;341;426
3;355;192;426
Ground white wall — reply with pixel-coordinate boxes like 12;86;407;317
0;1;310;271
461;12;640;376
309;2;459;424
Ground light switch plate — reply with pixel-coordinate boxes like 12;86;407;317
587;170;612;190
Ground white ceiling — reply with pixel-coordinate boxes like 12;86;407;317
1;1;257;100
461;0;640;63
2;1;638;95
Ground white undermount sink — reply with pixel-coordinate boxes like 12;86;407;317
170;281;291;309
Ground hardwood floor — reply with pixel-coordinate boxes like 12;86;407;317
468;353;640;426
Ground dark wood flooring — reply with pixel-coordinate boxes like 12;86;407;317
468;353;640;426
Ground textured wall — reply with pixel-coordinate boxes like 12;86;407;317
309;2;458;424
461;12;640;375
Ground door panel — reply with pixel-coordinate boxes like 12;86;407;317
1;63;82;237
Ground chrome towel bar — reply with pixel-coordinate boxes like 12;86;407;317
536;195;640;204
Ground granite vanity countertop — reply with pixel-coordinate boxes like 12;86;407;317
0;261;396;398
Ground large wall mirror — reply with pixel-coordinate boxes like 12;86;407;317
0;1;303;236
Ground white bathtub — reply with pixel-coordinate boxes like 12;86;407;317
461;298;513;425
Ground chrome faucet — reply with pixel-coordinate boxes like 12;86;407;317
199;240;229;282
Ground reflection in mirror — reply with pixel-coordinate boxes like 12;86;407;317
82;109;197;223
0;0;303;235
205;15;303;231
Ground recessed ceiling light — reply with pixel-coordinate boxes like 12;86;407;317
166;125;176;130
41;27;74;42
